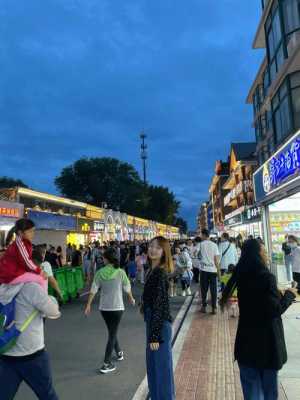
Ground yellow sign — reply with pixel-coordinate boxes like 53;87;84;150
86;206;104;219
127;215;135;225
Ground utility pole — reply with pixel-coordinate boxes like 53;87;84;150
140;132;147;184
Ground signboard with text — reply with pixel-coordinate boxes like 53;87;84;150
0;200;23;219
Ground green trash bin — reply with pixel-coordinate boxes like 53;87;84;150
54;269;69;304
66;268;77;299
75;267;84;292
48;284;55;297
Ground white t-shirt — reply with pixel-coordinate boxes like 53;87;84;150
218;241;239;271
291;247;300;273
41;261;53;278
199;240;220;273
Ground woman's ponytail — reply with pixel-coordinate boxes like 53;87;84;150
5;226;16;247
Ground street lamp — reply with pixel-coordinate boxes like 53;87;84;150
140;132;147;184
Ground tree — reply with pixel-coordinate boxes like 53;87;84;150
174;217;188;235
55;157;145;215
145;185;180;225
0;176;28;189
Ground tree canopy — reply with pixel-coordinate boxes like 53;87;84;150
55;157;186;227
0;176;28;189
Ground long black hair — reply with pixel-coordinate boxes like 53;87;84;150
220;239;267;310
5;218;35;247
103;247;120;269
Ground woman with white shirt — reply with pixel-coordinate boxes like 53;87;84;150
288;235;300;294
218;233;238;274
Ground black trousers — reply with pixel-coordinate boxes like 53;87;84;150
101;311;123;363
293;272;300;294
200;271;218;309
193;267;200;283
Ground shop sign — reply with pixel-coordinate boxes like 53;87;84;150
28;210;76;231
0;200;23;219
243;206;261;223
224;213;242;227
93;221;105;232
78;218;94;232
254;131;300;202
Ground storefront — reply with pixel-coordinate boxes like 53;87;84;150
224;206;262;239
134;217;150;241
0;200;24;248
254;130;300;283
104;213;115;242
28;210;76;252
89;220;105;243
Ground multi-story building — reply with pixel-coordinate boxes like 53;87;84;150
209;160;230;233
197;202;209;234
248;0;300;281
222;143;262;237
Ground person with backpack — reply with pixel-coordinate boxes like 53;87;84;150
0;279;61;399
84;247;135;374
218;233;239;275
0;219;47;290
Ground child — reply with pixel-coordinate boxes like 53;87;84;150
127;255;137;285
220;265;238;318
0;219;47;290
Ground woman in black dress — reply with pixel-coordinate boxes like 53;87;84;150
220;239;297;400
142;236;175;400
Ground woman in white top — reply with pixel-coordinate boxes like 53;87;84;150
288;235;300;294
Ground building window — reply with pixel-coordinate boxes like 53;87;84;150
282;0;300;55
290;71;300;129
272;79;293;142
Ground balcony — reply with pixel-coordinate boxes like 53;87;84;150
223;181;253;207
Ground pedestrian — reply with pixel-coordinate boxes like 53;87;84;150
141;236;175;400
48;247;59;269
84;247;135;374
120;242;129;270
0;278;61;399
66;243;72;264
32;245;63;301
0;219;46;290
71;245;82;267
82;245;92;283
136;246;147;284
287;235;300;294
282;235;293;284
218;233;238;275
175;247;193;296
199;229;220;315
56;246;63;268
220;239;296;400
191;237;202;283
127;254;137;285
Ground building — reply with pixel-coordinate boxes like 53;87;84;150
197;202;209;234
209;160;230;234
222;143;262;237
248;0;300;283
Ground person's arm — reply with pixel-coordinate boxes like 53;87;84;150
149;271;168;350
263;273;296;318
26;283;61;319
84;274;100;316
48;276;63;300
214;254;221;278
16;236;41;274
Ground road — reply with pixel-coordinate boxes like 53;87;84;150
16;285;186;400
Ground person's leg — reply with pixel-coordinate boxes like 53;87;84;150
209;273;218;311
101;311;123;363
200;271;209;309
18;351;58;400
0;358;23;400
112;311;123;355
239;364;264;400
293;272;300;294
261;369;278;400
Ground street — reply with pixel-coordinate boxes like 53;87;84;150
15;285;186;400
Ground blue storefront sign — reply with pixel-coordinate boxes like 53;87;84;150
254;131;300;203
28;210;76;231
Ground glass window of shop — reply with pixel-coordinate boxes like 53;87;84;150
268;192;300;284
290;71;300;128
266;1;285;82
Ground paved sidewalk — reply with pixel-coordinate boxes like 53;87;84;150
174;297;291;400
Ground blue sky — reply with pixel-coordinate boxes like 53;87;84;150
0;1;264;228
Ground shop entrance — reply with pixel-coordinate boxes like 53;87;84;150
269;192;300;284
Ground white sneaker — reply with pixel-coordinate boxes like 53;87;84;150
182;291;186;297
187;288;192;296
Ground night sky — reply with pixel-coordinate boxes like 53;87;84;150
1;1;264;228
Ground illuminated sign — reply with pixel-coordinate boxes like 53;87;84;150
254;131;300;202
0;201;23;219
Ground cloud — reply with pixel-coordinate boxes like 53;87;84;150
0;0;263;228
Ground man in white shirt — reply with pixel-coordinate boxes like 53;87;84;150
218;233;238;274
199;229;220;314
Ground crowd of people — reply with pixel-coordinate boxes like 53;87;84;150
0;217;299;399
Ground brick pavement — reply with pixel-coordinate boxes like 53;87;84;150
174;300;288;400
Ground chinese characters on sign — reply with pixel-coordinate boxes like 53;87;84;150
0;207;20;218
